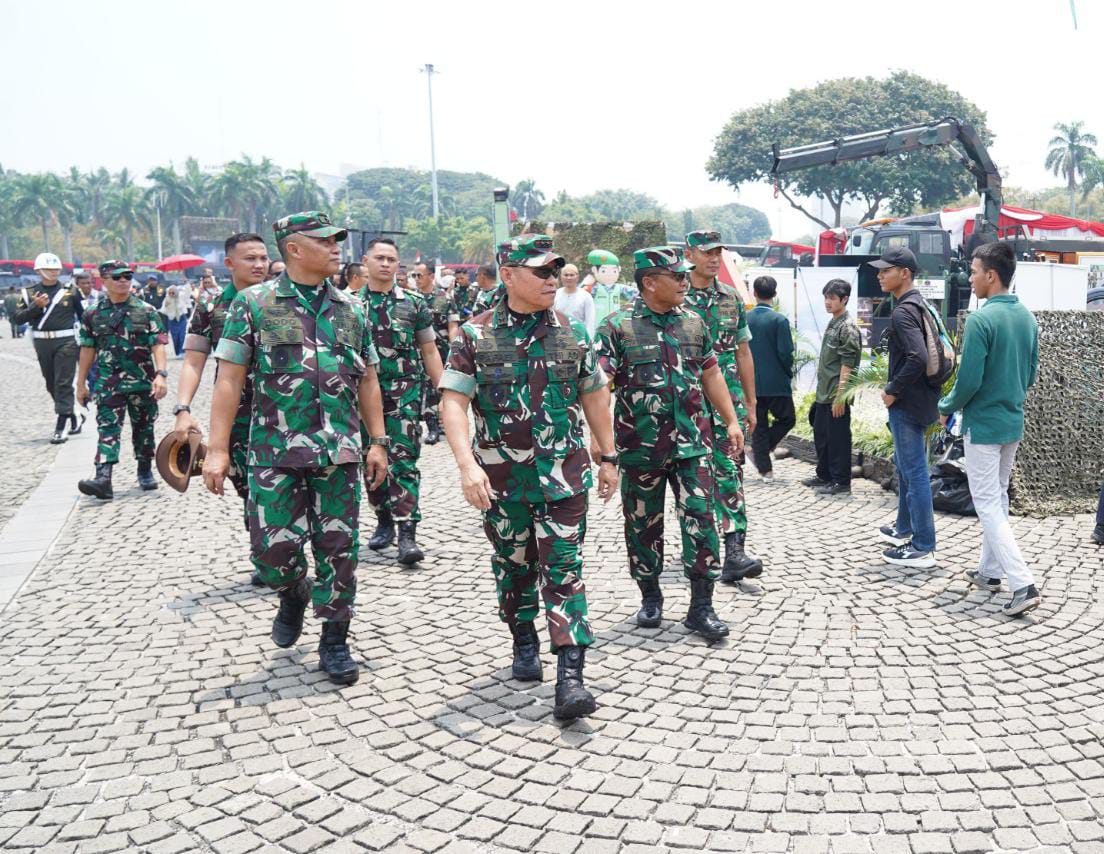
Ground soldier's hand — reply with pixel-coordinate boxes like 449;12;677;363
365;446;388;490
459;462;493;511
77;383;91;407
202;449;230;496
32;292;49;309
727;422;745;457
744;410;757;436
174;411;201;444
589;444;602;466
152;376;167;401
597;462;619;502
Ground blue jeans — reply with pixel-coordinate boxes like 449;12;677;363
888;406;936;553
168;316;188;355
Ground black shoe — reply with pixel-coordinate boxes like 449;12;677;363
882;543;936;568
367;511;395;550
877;524;910;547
683;577;730;642
250;570;265;587
510;622;543;682
424;412;441;445
1092;524;1104;546
552;646;596;720
78;463;113;500
68;413;85;435
801;476;828;488
396;521;424;565
318;620;359;685
271;577;311;648
721;531;763;582
49;430;67;445
636;577;663;628
815;481;851;496
137;459;158;491
965;570;1002;592
1003;584;1041;617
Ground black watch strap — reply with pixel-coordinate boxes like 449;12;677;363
600;453;619;465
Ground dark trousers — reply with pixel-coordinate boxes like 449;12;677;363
167;316;188;355
812;402;852;484
1096;483;1104;527
32;336;78;416
751;395;796;474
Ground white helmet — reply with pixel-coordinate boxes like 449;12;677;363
34;252;62;271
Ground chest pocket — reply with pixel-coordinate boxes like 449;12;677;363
259;305;305;373
476;361;520;412
130;311;151;336
387;300;416;348
331;303;361;349
544;359;579;407
625;343;665;388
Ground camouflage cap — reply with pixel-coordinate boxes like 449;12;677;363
273;211;348;243
685;230;724;251
498;233;564;269
633;245;694;274
98;259;122;276
586;248;620;267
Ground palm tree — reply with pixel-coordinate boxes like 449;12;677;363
0;166;17;258
211;155;281;232
84;167;113;223
146;165;196;255
183;157;211;211
511;179;544;219
55;172;86;263
12;172;62;250
102;177;152;259
282;164;328;213
1046;121;1099;216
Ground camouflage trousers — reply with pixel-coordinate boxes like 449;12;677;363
622;455;720;581
710;408;748;536
95;390;157;464
248;463;360;622
483;492;593;652
421;375;440;419
227;415;250;502
367;398;421;522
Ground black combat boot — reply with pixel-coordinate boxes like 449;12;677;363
553;646;597;720
684;577;730;642
68;413;85;435
78;463;114;500
137;459;158;491
636;577;663;628
424;411;442;445
396;521;424;565
367;510;395;550
50;414;68;444
318;620;359;685
510;622;543;681
721;531;763;582
271;577;312;648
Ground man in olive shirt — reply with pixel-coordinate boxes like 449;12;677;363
746;275;795;481
939;242;1040;616
808;279;861;496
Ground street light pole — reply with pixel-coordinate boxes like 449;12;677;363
422;63;440;222
155;200;163;260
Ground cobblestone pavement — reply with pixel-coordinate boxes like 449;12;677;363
2;350;1104;854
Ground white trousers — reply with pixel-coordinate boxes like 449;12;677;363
963;435;1035;591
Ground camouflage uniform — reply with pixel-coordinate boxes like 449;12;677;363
682;237;752;538
449;282;478;325
598;295;720;582
421;284;453;419
471;282;505;316
215;270;379;622
78;296;167;464
361;285;435;522
439;294;606;652
184;281;254;500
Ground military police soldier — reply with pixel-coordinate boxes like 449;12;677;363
597;247;745;641
143;275;166;309
206;212;388;685
683;230;765;582
360;239;445;564
76;263;168;498
439;233;618;721
412;260;449;445
14;252;85;442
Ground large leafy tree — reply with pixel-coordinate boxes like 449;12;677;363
0;166;19;258
511;179;544;220
708;71;992;230
1046;121;1098;216
12;172;62;250
146;165;197;255
102;173;152;259
210;155;281;233
282;164;328;214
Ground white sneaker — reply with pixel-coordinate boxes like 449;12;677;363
877;524;910;547
882;544;936;568
759;472;775;484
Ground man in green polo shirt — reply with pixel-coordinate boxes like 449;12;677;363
939;242;1040;617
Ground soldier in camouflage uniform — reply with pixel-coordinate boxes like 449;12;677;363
360;239;445;565
447;267;477;335
413;260;449;445
597;247;745;642
439;234;618;721
76;263;169;499
470;262;504;316
683;230;765;582
205;212;389;685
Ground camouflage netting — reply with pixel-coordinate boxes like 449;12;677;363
515;221;667;274
1010;311;1104;516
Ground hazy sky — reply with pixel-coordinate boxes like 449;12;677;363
5;1;1100;238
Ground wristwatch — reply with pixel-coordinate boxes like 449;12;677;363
173;404;191;416
600;453;619;465
156;369;169;378
366;436;391;447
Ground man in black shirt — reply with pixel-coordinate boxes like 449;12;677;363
14;253;85;443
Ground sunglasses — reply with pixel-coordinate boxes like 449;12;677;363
525;265;559;281
112;273;134;281
655;270;688;283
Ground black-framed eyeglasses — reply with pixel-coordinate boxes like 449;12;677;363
112;273;134;281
